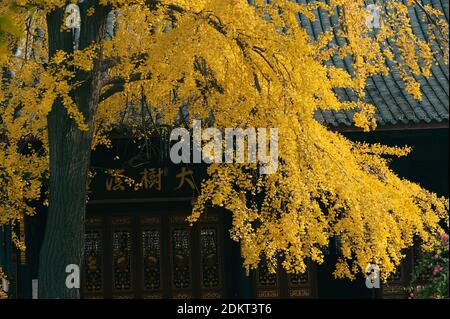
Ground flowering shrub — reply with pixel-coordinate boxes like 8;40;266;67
409;233;449;299
0;268;7;299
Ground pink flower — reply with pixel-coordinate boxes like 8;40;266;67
440;233;449;243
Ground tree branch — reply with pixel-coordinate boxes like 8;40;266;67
99;73;152;101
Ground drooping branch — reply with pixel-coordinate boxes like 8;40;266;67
96;3;277;102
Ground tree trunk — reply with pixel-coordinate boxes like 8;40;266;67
38;2;109;299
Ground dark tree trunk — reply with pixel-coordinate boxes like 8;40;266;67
38;1;110;299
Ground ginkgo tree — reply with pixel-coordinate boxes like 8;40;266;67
0;3;21;55
0;0;448;299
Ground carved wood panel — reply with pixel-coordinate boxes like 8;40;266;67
82;211;225;299
253;260;317;299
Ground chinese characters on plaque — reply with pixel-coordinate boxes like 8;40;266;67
105;167;196;193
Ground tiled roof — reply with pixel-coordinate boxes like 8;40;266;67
299;0;450;129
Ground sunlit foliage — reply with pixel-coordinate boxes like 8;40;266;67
0;268;7;299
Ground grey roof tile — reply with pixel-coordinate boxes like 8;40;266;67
302;0;450;128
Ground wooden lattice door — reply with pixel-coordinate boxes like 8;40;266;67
82;211;225;299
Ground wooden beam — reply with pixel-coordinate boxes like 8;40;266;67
331;121;449;133
88;197;196;205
